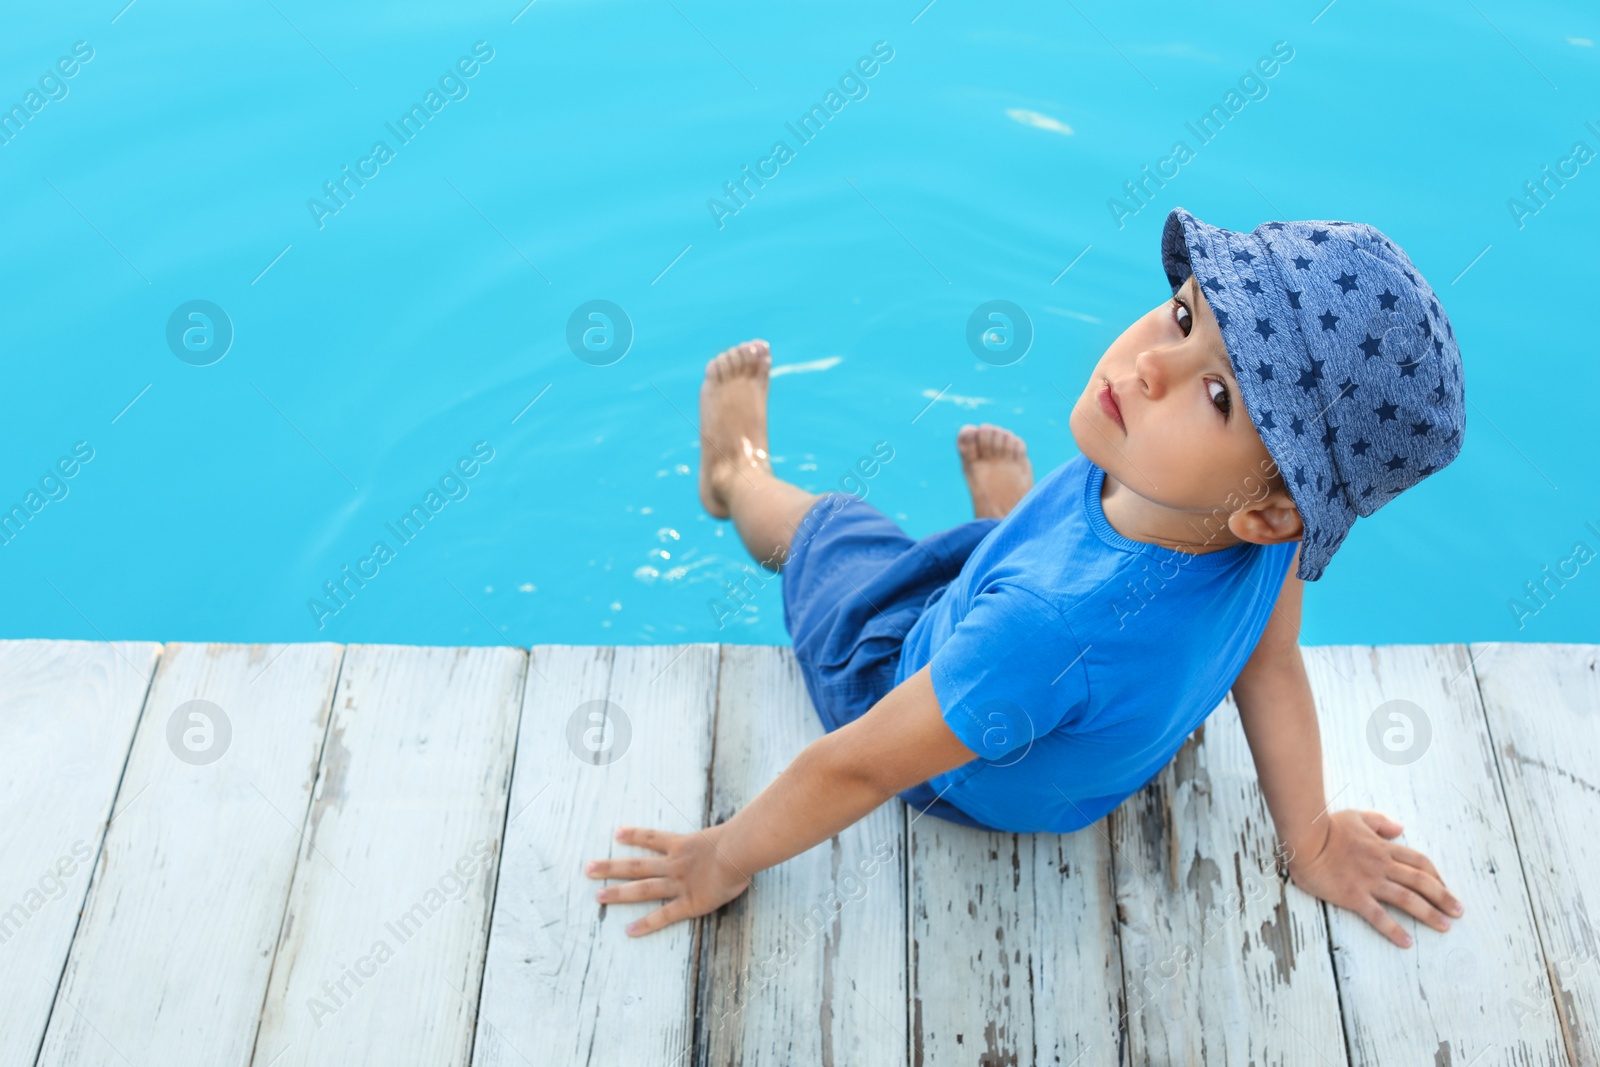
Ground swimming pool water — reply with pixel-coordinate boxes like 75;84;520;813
2;0;1596;647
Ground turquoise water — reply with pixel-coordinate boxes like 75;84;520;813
2;0;1595;647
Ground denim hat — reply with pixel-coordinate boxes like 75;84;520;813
1160;207;1465;582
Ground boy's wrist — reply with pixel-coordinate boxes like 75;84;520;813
704;816;757;882
1281;817;1333;871
698;822;756;892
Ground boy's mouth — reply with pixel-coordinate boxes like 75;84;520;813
1097;378;1126;433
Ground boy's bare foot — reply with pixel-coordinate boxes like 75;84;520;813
958;423;1034;519
698;339;774;519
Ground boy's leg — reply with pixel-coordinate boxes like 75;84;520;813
699;339;821;570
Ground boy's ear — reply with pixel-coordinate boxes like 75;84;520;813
1227;487;1303;546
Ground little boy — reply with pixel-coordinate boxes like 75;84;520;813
586;207;1468;950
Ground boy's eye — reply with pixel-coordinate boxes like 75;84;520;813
1207;379;1231;420
1171;297;1193;337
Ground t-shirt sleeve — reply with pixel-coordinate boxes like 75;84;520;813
924;582;1092;761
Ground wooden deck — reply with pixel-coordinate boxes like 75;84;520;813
1;639;1595;1066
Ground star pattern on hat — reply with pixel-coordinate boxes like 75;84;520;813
1296;356;1325;392
1159;208;1468;583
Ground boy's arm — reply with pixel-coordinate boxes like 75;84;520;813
1232;548;1464;948
584;664;976;937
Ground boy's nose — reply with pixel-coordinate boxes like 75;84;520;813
1133;347;1174;398
1132;342;1207;400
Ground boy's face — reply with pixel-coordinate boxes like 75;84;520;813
1068;274;1298;541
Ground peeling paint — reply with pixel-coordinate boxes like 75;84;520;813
1186;854;1222;922
980;1017;1017;1066
308;721;351;850
1257;894;1295;985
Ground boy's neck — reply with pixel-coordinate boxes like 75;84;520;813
1099;472;1246;555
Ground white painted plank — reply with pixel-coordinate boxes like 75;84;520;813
699;645;907;1066
1306;644;1566;1066
910;826;1018;1064
472;645;717;1067
0;639;159;1067
251;644;526;1067
1029;829;1125;1065
1112;693;1347;1067
908;813;1123;1066
1473;642;1600;1065
35;642;342;1067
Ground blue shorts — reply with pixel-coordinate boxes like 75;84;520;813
781;492;1000;830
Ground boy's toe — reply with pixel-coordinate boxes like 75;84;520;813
957;424;980;459
706;348;731;381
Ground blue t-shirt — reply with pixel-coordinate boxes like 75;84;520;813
894;453;1297;833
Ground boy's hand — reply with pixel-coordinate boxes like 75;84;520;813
585;824;752;937
581;667;976;942
1287;809;1465;948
